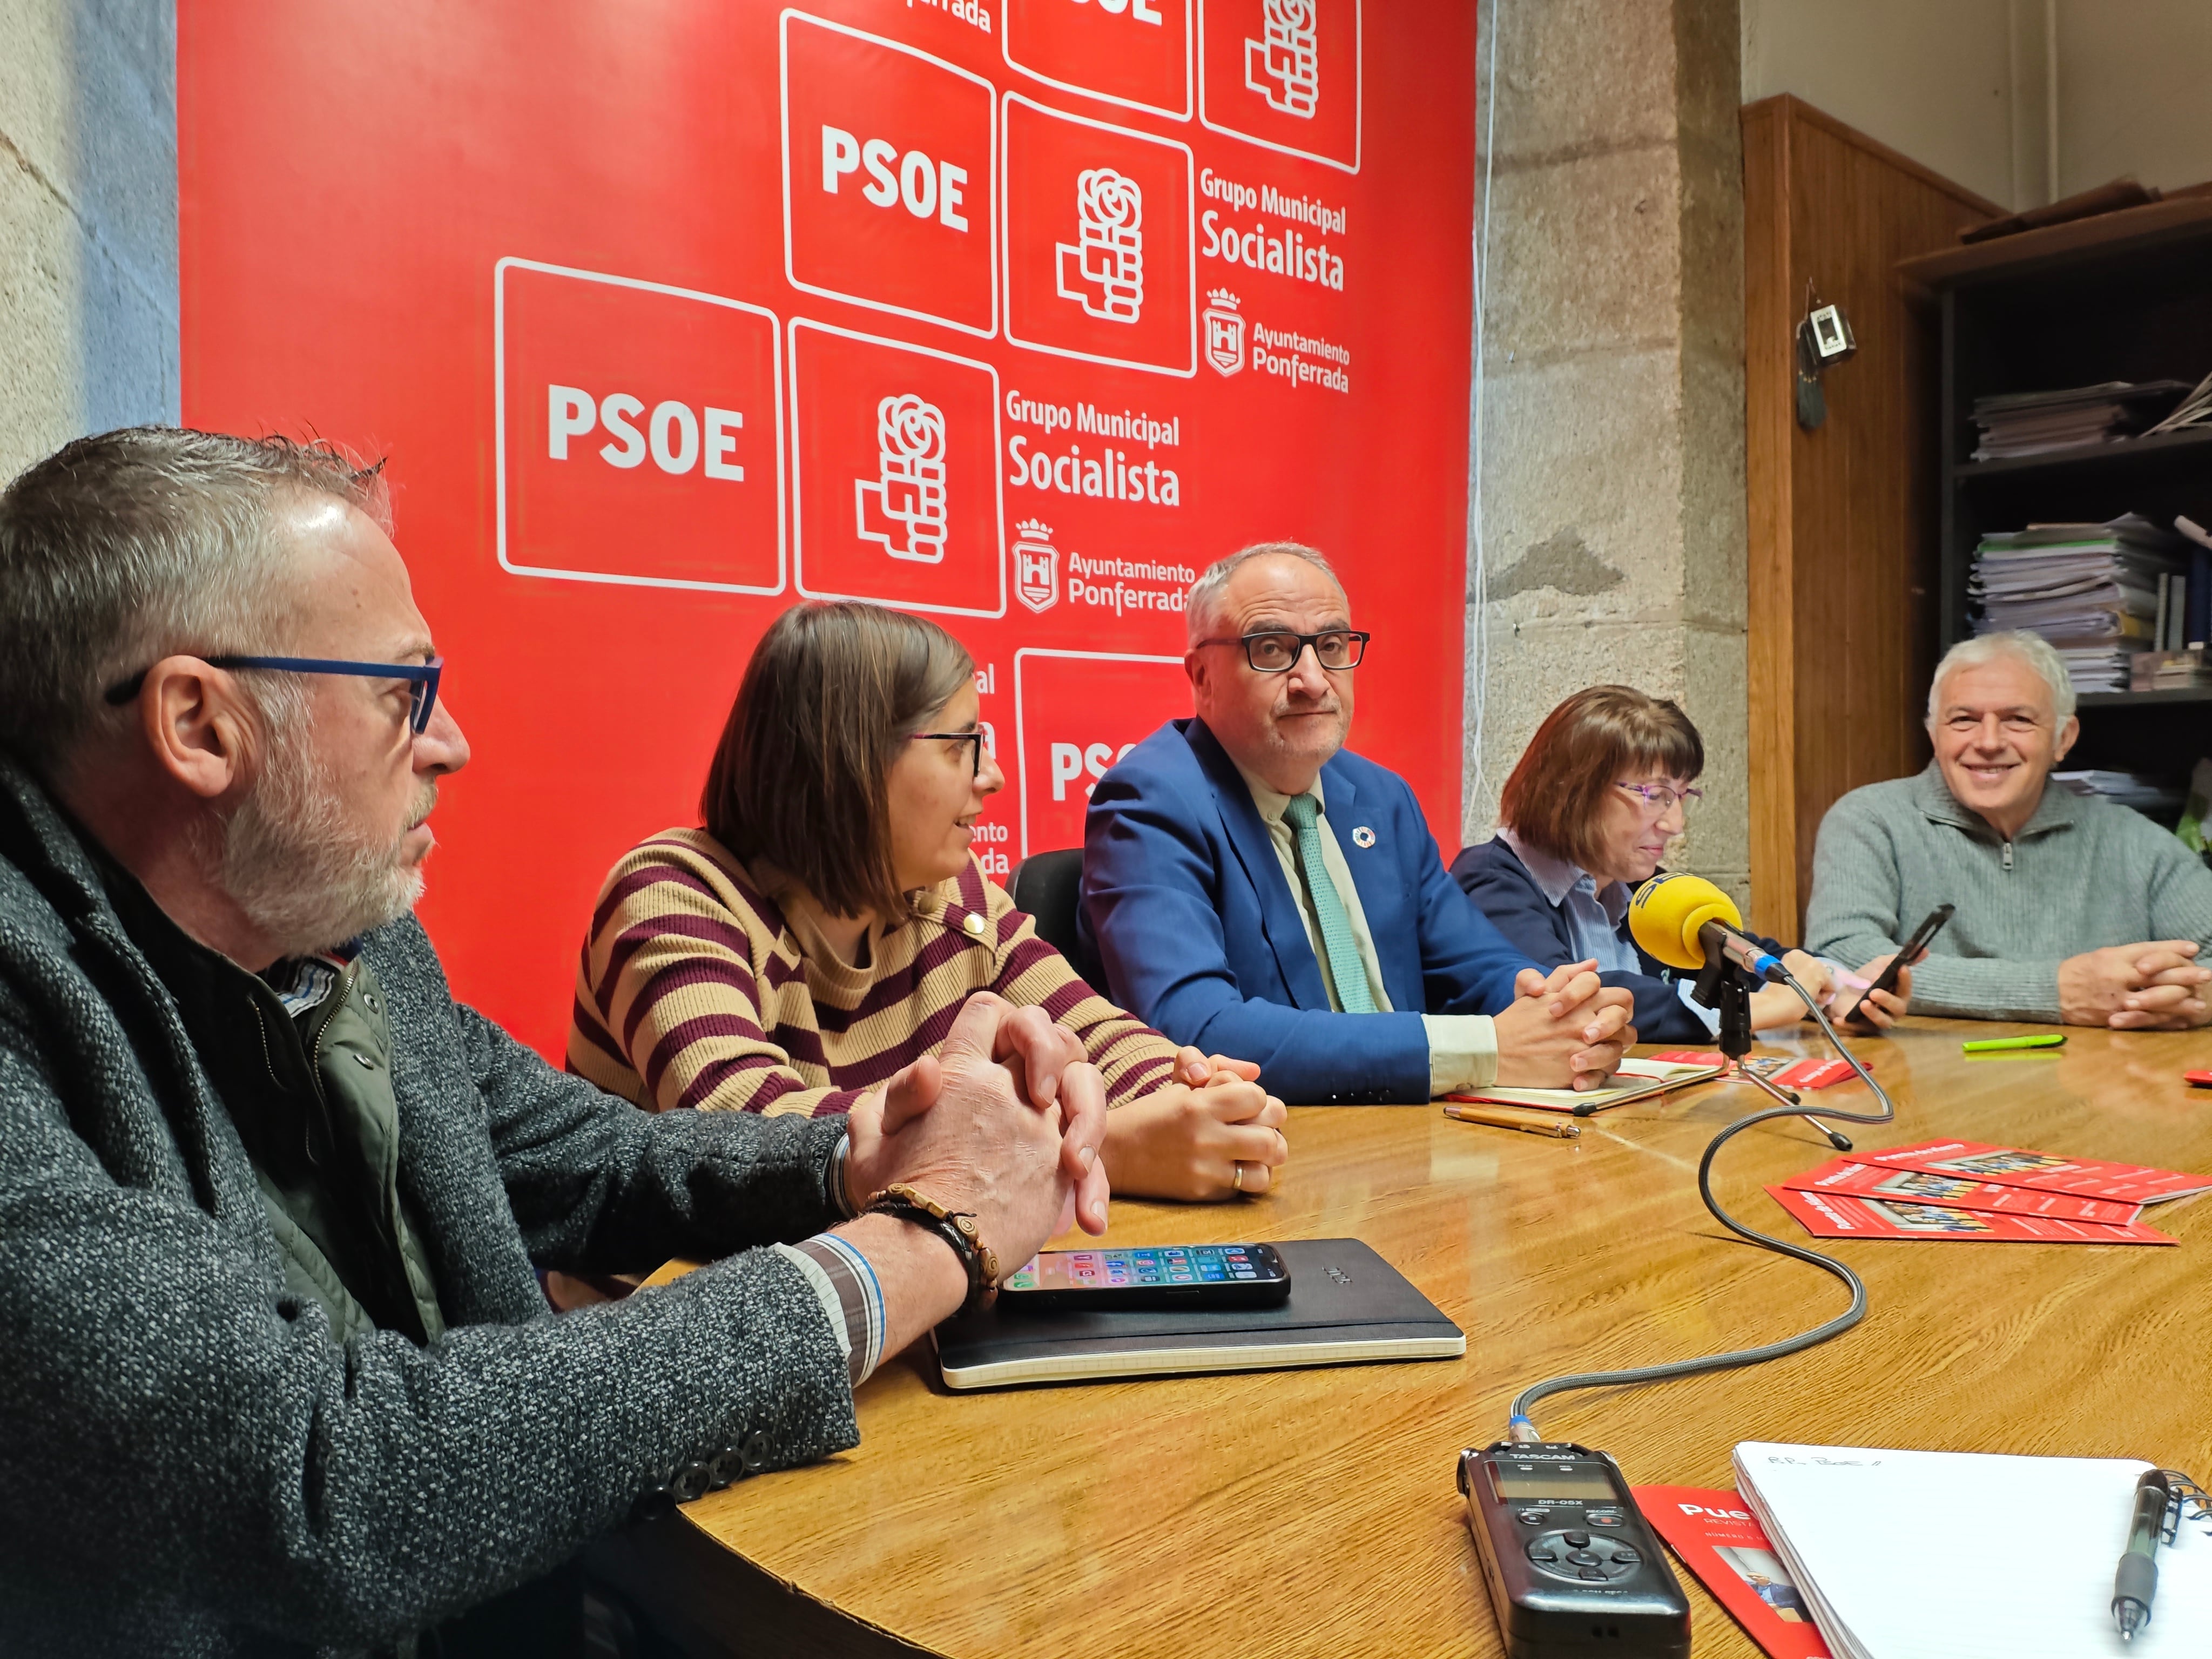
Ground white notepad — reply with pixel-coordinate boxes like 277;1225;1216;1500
1734;1441;2212;1658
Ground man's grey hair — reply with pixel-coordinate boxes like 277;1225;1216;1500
0;427;390;777
1925;630;2077;724
1185;541;1345;645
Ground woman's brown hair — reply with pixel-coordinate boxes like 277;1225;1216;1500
703;602;974;919
1498;685;1704;873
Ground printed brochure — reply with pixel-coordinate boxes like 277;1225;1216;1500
1860;1139;2212;1205
1765;1183;2176;1244
1631;1485;1831;1659
1777;1156;2143;1225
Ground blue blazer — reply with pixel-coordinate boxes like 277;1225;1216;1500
1077;718;1538;1104
1449;838;1786;1047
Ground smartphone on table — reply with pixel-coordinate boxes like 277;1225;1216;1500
999;1244;1291;1311
1842;903;1954;1030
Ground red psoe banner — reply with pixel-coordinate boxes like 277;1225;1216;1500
1012;649;1192;856
180;0;1476;1057
1004;0;1193;120
791;321;1008;616
497;261;786;594
782;14;999;338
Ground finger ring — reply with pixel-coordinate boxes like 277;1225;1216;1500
1231;1161;1246;1192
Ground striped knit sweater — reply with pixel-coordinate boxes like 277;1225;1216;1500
570;828;1181;1117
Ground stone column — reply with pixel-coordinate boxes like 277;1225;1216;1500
1464;0;1750;909
0;0;179;482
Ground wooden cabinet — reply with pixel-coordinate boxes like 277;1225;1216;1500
1741;96;2001;934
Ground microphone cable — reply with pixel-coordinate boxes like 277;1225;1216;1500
1506;966;1895;1443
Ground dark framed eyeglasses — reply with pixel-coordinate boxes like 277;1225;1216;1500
104;655;446;735
909;729;986;777
1195;629;1371;673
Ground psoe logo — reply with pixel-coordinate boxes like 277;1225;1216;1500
1056;168;1145;324
1050;738;1138;801
1014;520;1061;613
1202;289;1245;377
1246;0;1320;119
854;393;947;563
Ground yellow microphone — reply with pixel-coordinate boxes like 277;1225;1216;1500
1628;873;1781;979
1627;873;1742;969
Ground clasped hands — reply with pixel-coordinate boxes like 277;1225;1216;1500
844;994;1112;1282
1493;960;1638;1091
2059;940;2211;1030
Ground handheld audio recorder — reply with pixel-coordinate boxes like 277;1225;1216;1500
1458;1440;1690;1659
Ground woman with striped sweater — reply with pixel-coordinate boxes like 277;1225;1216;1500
570;601;1290;1201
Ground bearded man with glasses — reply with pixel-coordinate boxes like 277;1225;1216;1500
0;428;1107;1656
1077;541;1639;1105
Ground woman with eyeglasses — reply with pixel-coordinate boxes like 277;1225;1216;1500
1449;685;1911;1042
569;601;1288;1203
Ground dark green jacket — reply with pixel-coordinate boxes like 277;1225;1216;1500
0;759;858;1656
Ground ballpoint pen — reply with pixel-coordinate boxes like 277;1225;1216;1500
1442;1103;1581;1139
2112;1468;2171;1641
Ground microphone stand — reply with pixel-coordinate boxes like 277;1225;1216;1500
1691;940;1852;1152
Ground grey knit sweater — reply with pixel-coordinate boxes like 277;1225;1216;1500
1804;761;2212;1022
0;759;859;1656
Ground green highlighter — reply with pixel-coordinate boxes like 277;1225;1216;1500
1961;1033;2067;1053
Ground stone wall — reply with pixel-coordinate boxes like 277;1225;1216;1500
1464;0;1751;910
0;0;178;484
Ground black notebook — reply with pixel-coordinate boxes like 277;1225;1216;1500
932;1238;1464;1390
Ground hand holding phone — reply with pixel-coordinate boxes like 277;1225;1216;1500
1842;903;1954;1030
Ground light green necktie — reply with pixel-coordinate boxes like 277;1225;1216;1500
1280;792;1377;1014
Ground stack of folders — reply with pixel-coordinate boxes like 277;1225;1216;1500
1735;1442;2212;1658
1969;380;2189;460
1970;514;2190;691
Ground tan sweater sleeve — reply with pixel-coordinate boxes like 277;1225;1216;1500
981;871;1179;1107
569;838;863;1118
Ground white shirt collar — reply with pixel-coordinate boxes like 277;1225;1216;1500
1235;762;1324;826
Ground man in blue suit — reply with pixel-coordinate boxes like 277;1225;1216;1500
1078;543;1636;1104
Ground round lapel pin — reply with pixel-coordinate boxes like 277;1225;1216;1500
1350;826;1377;848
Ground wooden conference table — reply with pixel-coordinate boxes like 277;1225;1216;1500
593;1020;2212;1657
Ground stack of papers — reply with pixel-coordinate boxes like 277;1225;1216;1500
2143;367;2212;436
1734;1442;2212;1659
1970;380;2189;459
1970;514;2189;690
1767;1139;2211;1245
2051;646;2135;692
2054;768;2187;815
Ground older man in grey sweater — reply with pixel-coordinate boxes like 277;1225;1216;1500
0;429;1112;1656
1806;632;2212;1027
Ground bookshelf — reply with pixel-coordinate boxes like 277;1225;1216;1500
1900;195;2212;819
